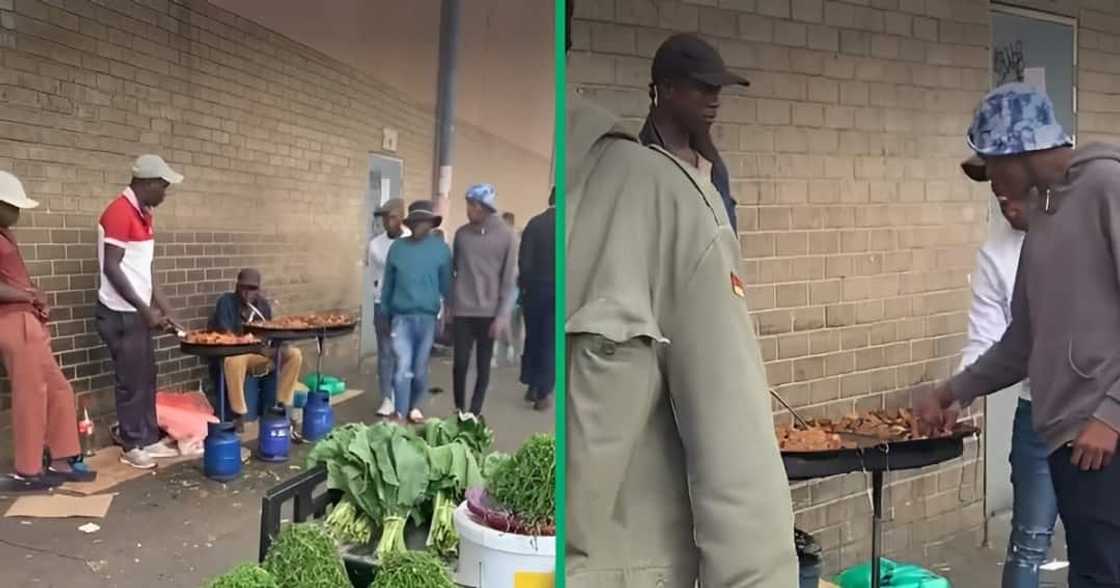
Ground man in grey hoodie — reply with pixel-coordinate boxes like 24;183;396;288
450;183;517;417
917;83;1120;586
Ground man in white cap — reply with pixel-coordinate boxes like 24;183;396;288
95;154;184;469
0;172;97;490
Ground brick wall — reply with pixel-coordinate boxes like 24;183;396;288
571;0;1002;572
0;0;548;455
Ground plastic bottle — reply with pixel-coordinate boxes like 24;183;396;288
77;402;96;458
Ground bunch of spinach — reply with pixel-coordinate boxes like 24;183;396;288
418;413;495;461
424;440;484;557
487;433;556;534
307;422;431;559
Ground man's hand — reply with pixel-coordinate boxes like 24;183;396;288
139;306;166;330
1071;419;1118;471
490;316;509;340
914;383;960;437
27;288;49;320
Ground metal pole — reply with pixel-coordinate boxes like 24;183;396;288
432;0;461;225
871;470;883;588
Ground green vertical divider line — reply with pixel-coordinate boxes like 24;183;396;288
553;0;567;586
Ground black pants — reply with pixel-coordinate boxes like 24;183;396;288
520;286;555;400
95;303;160;450
452;317;495;415
1049;446;1120;587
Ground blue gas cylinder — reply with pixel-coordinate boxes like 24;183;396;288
204;421;242;481
258;404;291;462
301;390;334;442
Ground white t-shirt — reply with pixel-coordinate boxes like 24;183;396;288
367;227;410;304
957;214;1030;401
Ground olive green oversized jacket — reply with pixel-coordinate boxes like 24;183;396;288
564;92;798;587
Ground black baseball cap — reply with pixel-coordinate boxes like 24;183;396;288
652;33;749;88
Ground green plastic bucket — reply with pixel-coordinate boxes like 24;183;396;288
302;374;345;396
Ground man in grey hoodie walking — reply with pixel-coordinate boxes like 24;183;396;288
917;83;1120;587
450;183;517;417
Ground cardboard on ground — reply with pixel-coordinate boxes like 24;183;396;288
5;493;115;519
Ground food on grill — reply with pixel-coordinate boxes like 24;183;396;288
776;409;947;452
816;409;923;440
249;312;355;330
776;426;850;452
182;331;260;346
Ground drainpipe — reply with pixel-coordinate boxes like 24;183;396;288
432;0;461;229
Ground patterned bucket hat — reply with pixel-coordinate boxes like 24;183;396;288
465;183;497;212
966;82;1071;158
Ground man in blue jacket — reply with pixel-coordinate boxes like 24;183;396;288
381;201;452;423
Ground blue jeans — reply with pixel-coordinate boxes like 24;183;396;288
374;304;395;406
1003;399;1059;588
390;314;436;416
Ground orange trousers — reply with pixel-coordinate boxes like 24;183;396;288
0;311;80;475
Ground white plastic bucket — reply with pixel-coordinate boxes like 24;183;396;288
453;502;555;588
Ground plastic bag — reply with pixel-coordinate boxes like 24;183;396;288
835;559;950;588
155;391;218;447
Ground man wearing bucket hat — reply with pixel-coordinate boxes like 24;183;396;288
381;200;452;423
96;154;185;470
958;152;1058;587
366;198;411;417
0;171;97;490
564;1;797;586
638;33;746;233
917;83;1120;585
449;183;517;418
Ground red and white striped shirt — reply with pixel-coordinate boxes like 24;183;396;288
97;187;154;312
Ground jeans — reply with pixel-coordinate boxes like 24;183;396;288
1003;399;1059;588
95;303;160;450
390;314;436;416
374;304;396;406
519;286;555;400
1049;444;1120;587
452;317;496;415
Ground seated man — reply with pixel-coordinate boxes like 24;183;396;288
208;269;302;430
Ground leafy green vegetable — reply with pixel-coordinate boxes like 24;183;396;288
205;563;278;588
307;422;431;559
424;441;483;557
324;497;374;545
482;451;511;480
418;414;494;461
370;550;456;588
262;523;349;588
488;434;555;532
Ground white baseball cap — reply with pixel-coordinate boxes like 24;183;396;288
0;171;39;209
131;154;183;185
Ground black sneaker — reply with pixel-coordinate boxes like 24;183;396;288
523;388;535;403
6;472;62;492
533;396;553;412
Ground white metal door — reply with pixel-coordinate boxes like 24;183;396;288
360;154;404;361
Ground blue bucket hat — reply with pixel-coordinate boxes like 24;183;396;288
966;82;1072;159
465;183;497;212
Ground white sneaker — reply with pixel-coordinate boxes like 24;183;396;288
120;448;156;470
142;440;180;459
376;399;395;417
408;409;424;423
